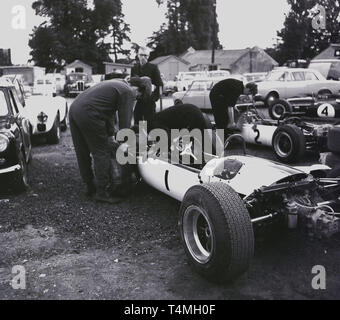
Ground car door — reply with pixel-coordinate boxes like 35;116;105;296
304;71;324;96
288;71;307;97
183;82;206;108
8;89;31;161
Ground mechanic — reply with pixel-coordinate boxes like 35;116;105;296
69;79;141;204
129;76;155;123
209;79;258;133
131;46;163;118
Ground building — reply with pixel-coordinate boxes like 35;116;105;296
181;46;278;74
103;62;133;76
313;43;340;60
64;60;93;76
149;55;190;81
0;65;45;86
0;49;12;66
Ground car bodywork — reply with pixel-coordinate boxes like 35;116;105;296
0;79;32;191
25;93;68;144
257;68;340;103
172;78;250;111
64;72;94;96
134;134;340;282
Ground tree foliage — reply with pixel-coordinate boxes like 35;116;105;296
267;0;340;65
29;0;130;72
148;0;221;60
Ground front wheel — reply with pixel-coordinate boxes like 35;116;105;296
179;183;254;283
46;115;61;144
269;99;292;120
272;124;306;163
9;150;29;193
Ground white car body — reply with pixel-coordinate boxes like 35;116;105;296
138;154;325;201
257;68;340;102
173;76;249;110
25;94;68;136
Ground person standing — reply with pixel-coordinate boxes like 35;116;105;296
131;47;163;121
209;78;258;132
69;80;138;204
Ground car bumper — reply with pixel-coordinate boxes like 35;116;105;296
0;164;20;175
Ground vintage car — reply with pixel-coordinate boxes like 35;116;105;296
33;77;57;97
257;68;340;105
127;127;340;283
172;78;252;111
64;72;94;97
268;95;340;120
0;78;32;192
25;92;68;145
236;103;336;163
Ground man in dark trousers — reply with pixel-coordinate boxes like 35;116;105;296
131;47;163;120
210;78;258;132
69;80;138;204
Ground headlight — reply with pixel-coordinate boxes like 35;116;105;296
37;112;48;123
0;134;9;153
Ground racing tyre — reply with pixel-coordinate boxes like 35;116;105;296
179;183;254;283
174;99;183;106
269;99;292;120
60;104;68;132
328;128;340;155
272;124;306;163
46;115;61;145
9;150;29;193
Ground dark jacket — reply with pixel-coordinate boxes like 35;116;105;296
131;62;163;102
70;80;135;135
210;79;244;107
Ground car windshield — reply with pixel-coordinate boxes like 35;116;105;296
266;71;285;81
309;63;332;78
0;89;9;116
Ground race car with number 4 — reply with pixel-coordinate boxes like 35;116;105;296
129;125;340;283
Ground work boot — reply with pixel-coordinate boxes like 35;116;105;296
94;190;123;204
85;182;97;198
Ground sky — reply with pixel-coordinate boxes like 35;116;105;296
0;0;290;65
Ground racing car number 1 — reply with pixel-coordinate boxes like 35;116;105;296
317;103;335;118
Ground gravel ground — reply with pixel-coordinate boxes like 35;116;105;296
0;98;339;300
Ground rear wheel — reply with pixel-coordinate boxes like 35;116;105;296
46;115;61;144
272;124;306;163
9;150;29;193
179;183;254;283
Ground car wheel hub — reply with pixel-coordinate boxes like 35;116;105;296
183;205;214;264
273;104;285;119
275;132;293;158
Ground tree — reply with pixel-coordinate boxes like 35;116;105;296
268;0;340;64
148;0;221;59
29;0;130;72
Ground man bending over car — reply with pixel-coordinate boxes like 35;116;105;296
69;79;142;204
210;79;258;133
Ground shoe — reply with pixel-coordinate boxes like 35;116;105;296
94;192;123;204
85;183;96;198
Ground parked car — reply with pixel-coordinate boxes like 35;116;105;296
64;72;94;97
25;92;68;145
172;77;251;111
257;68;340;105
243;72;268;83
0;78;32;192
309;59;340;81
